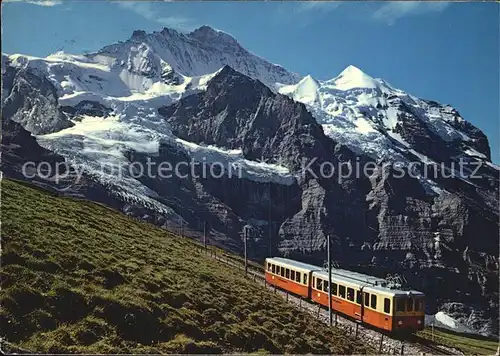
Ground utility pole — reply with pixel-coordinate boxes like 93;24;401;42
327;234;333;326
203;221;207;253
268;182;272;257
244;225;248;275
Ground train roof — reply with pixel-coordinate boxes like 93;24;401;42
312;269;385;288
314;268;386;285
313;269;369;289
267;257;424;297
312;269;424;297
364;284;425;297
266;257;321;272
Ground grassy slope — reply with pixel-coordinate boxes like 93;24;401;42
1;179;368;354
417;327;498;355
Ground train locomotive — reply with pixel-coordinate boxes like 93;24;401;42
265;257;425;333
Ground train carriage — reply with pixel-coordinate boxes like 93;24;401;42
265;257;425;333
311;270;366;323
389;289;425;332
265;257;320;298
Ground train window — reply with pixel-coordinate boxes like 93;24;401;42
332;283;337;296
280;267;285;277
291;270;295;281
356;291;362;304
272;264;275;273
407;298;413;312
414;299;420;311
267;263;271;271
396;298;405;312
415;299;424;312
304;273;308;285
384;298;391;314
347;288;355;302
285;268;290;279
317;278;323;291
323;280;329;293
364;292;370;307
371;294;377;309
339;285;346;299
295;271;301;283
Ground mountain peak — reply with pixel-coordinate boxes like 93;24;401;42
292;74;320;105
209;65;266;90
159;26;182;37
190;25;218;35
93;26;299;87
340;64;366;77
217;64;239;76
300;74;319;85
326;64;378;90
131;29;147;39
188;25;239;46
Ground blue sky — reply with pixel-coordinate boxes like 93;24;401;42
3;1;499;162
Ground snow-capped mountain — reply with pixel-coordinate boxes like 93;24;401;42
279;65;491;165
2;26;498;335
92;26;299;88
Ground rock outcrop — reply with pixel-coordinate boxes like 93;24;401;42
2;64;73;135
159;66;499;335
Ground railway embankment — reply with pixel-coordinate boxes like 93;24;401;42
1;179;369;354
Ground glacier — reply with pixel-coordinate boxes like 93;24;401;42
3;25;495;217
2;25;498;336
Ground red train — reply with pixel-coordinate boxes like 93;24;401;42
265;257;425;333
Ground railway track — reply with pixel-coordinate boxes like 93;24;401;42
410;335;457;355
209;251;462;355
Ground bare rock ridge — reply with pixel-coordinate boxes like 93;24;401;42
160;65;334;169
95;25;299;88
158;65;499;335
1;26;498;335
2;64;73;135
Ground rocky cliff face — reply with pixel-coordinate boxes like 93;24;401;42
2;64;73;135
93;25;299;88
158;66;499;334
160;66;334;169
1;26;498;335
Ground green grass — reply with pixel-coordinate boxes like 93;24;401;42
417;326;499;355
1;179;369;354
219;251;265;272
